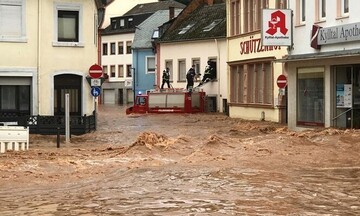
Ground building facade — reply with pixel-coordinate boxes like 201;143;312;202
100;0;185;105
227;0;288;122
0;0;105;123
157;0;228;113
286;0;360;130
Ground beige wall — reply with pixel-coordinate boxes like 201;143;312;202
37;0;98;115
227;33;287;122
0;0;99;116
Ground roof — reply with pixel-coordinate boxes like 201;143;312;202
132;9;183;49
101;13;152;35
124;0;186;16
158;3;226;43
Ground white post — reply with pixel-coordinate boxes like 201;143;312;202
65;93;70;143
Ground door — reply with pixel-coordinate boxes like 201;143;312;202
103;89;115;104
334;65;360;129
54;74;82;116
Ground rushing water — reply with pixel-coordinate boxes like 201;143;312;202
0;166;359;215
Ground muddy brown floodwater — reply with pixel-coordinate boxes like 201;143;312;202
0;105;359;215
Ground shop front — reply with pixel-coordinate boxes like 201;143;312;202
287;55;360;130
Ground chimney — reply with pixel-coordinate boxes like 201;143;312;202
169;6;175;20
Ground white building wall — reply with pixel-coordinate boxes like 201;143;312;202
159;39;228;112
287;0;360;130
102;33;134;82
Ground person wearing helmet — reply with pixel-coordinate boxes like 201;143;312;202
161;67;170;89
186;65;196;92
197;61;215;87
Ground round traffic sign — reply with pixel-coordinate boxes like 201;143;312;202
277;74;287;88
89;64;103;79
91;86;101;97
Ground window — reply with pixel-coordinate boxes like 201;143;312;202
192;59;201;81
54;3;83;46
126;65;132;77
126;41;132;54
316;0;326;21
110;65;115;78
244;0;268;33
58;11;78;42
207;59;217;80
102;65;108;77
111;19;118;30
110;42;115;55
165;60;173;81
146;57;156;73
118;41;124;54
230;0;241;36
230;62;272;105
0;0;26;42
179;24;194;34
296;0;306;24
342;0;349;16
297;68;324;126
203;19;223;32
337;0;349;17
276;0;287;9
300;0;306;23
0;85;30;115
102;43;108;55
118;65;124;78
178;60;186;81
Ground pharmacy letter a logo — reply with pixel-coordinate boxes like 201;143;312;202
266;10;288;35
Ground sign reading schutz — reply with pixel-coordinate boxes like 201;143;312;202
318;22;360;45
261;9;292;46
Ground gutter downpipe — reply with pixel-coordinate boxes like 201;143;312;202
215;38;220;112
37;0;41;115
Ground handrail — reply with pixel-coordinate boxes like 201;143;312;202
332;108;352;121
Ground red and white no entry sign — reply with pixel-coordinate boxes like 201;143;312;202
89;64;103;79
277;74;287;88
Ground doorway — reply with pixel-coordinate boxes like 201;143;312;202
54;74;82;115
333;65;360;129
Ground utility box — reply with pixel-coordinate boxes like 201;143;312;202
0;126;29;153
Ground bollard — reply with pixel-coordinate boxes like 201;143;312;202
57;127;60;148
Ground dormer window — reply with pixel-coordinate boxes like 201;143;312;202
120;19;125;28
178;24;194;34
151;29;159;39
111;19;118;30
128;17;133;28
203;19;223;32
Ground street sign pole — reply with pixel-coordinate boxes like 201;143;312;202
65;93;70;143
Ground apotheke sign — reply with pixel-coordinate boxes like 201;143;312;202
318;22;360;45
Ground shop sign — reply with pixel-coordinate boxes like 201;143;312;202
261;9;292;46
240;36;281;55
318;22;360;45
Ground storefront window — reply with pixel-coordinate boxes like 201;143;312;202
230;62;272;105
297;67;324;126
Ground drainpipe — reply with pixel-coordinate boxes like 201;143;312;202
215;38;220;112
37;0;41;115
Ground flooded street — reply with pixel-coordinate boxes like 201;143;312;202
0;105;359;215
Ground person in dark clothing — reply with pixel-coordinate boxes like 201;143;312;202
197;61;215;87
161;68;170;89
186;65;196;92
